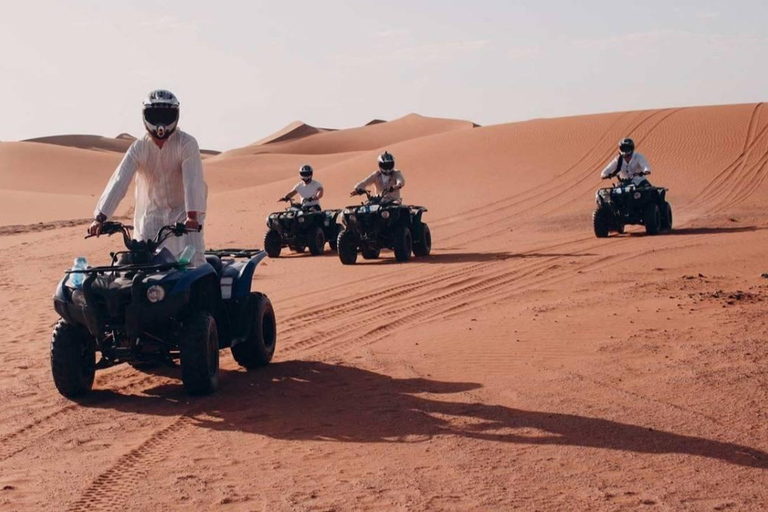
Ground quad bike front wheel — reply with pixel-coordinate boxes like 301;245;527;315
337;230;358;265
308;226;325;256
660;202;673;232
231;292;277;369
264;229;282;258
393;226;413;262
50;320;96;398
644;203;661;235
413;223;432;257
592;207;612;238
180;311;219;396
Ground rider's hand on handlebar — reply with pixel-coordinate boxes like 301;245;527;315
184;217;200;231
88;220;103;237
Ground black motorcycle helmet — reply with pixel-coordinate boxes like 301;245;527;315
299;164;313;182
619;138;635;156
378;151;395;175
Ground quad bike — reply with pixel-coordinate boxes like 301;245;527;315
52;221;276;398
264;198;342;258
593;178;673;237
337;190;431;265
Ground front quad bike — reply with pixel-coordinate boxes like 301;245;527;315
264;199;342;257
52;221;277;398
337;190;431;265
593;181;673;237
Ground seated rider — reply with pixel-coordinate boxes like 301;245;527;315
350;151;405;202
280;165;324;211
601;138;652;187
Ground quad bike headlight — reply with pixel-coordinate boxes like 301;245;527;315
298;217;306;223
381;210;390;219
634;192;642;199
146;285;166;303
71;289;86;307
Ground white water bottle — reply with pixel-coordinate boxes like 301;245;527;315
178;245;196;267
70;257;88;288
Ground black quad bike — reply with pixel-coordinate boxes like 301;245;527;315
337;190;431;265
264;198;342;258
593;179;673;237
52;221;277;398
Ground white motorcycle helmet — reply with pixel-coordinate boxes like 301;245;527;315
142;90;180;140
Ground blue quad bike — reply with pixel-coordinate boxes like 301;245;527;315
264;198;342;258
52;221;277;397
593;179;673;237
337;190;431;264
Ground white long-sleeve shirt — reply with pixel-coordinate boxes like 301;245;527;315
601;152;652;181
95;130;208;264
354;170;405;201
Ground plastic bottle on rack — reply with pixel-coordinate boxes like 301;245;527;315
70;257;88;288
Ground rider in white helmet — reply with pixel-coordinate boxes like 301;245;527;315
601;138;652;187
351;151;405;202
280;164;324;211
88;90;208;265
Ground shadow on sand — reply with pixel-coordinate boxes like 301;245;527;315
627;225;762;237
78;361;768;469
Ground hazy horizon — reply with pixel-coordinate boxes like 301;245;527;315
2;0;767;150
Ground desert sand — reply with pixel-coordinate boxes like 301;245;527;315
1;104;767;511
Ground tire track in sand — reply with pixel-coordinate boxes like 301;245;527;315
66;416;194;512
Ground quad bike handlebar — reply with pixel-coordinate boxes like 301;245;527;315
85;221;200;252
279;197;317;210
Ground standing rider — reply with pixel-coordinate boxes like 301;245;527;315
280;165;324;211
601;138;652;187
88;90;208;265
351;151;405;202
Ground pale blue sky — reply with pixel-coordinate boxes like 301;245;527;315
1;0;766;149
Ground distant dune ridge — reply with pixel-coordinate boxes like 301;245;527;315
3;103;768;227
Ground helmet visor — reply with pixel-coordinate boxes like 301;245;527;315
144;107;179;126
379;160;395;172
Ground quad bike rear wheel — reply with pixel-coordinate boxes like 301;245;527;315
592;207;612;238
327;224;341;252
393;226;413;262
180;311;219;396
413;223;432;257
231;293;277;369
660;201;673;232
264;229;282;258
50;320;96;398
644;203;661;235
337;229;359;265
308;226;325;256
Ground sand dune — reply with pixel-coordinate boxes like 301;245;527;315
249;121;336;146
24;134;134;153
217;113;476;158
1;103;768;510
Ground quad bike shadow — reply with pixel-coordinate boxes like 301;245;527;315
77;361;768;468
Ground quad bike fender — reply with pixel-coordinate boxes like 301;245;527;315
221;251;267;299
412;207;428;224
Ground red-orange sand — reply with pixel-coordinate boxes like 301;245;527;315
1;105;767;511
